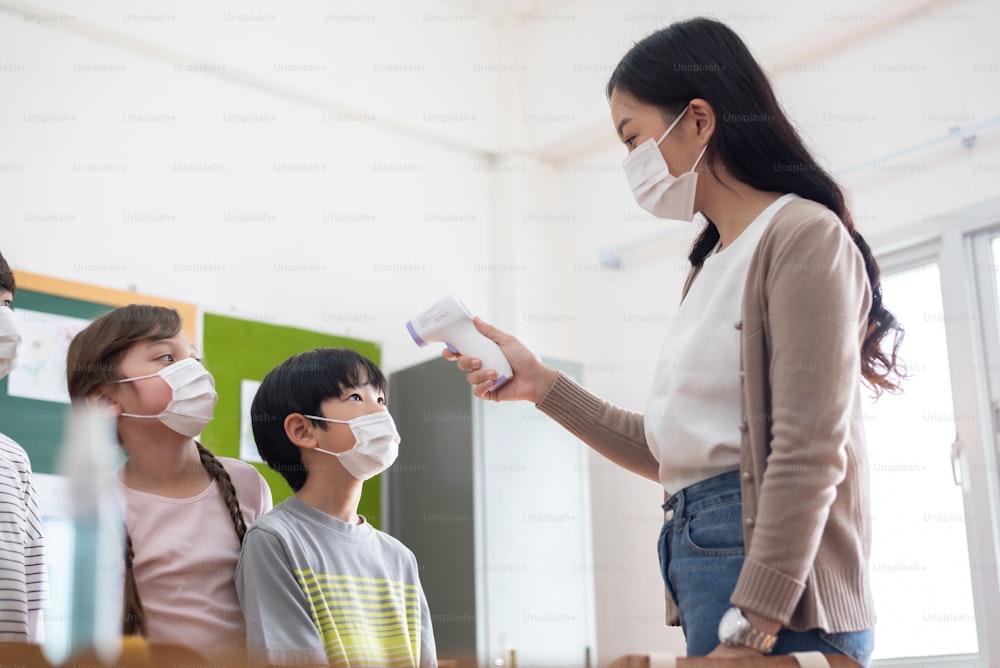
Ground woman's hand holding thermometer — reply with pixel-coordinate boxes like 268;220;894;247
406;295;558;402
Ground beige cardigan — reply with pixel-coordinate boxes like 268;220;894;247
536;197;876;632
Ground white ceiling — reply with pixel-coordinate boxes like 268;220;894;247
437;0;579;19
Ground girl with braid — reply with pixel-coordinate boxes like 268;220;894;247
66;304;272;659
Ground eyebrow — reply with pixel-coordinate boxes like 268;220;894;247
616;117;632;139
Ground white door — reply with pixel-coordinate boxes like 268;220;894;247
475;360;598;668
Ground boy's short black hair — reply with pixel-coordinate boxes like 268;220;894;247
251;347;387;491
0;250;15;295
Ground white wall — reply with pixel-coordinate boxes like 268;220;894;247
4;0;1000;664
0;0;510;375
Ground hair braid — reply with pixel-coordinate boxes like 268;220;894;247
196;442;248;541
121;443;248;635
122;531;146;635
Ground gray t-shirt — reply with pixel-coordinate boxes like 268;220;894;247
236;497;437;667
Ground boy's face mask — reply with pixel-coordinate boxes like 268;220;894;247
0;306;21;381
304;411;400;481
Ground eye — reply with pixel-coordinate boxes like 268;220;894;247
624;136;637;149
1;300;11;308
378;397;386;405
347;393;362;401
155;353;175;362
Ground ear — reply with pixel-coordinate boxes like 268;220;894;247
284;413;319;450
85;388;122;418
687;98;715;145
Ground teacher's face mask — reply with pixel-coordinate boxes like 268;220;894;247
622;105;708;221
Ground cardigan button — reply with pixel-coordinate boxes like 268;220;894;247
664;508;675;522
741;471;753;481
734;320;743;330
745;517;755;527
738;420;749;433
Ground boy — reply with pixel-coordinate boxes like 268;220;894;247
237;348;436;667
0;250;47;641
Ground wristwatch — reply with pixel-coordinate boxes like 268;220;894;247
718;606;778;654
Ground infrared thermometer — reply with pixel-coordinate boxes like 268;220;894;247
406;295;513;390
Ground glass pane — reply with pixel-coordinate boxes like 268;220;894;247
865;262;978;659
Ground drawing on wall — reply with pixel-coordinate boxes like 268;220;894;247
239;378;264;463
7;309;91;404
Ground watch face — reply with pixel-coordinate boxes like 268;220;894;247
718;607;747;643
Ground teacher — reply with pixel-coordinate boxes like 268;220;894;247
445;16;904;668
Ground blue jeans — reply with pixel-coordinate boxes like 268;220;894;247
657;470;874;667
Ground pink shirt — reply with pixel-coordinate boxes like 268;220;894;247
120;457;272;657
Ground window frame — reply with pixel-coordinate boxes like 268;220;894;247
868;198;1000;667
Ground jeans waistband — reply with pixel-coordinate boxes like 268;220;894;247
662;469;741;518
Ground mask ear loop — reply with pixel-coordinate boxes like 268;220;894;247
115;371;159;384
303;415;355;457
689;143;709;173
114;370;163;418
304;414;350;424
655;105;690;146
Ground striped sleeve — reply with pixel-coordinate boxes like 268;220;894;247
22;468;48;610
0;433;38;640
0;434;47;610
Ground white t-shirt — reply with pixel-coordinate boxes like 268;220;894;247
645;194;798;492
120;456;272;657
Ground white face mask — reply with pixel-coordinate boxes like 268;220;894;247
622;105;708;221
116;357;218;438
0;306;20;381
304;411;400;481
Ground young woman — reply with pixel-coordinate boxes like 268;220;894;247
66;304;272;658
445;17;904;668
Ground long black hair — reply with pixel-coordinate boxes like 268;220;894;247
607;17;904;394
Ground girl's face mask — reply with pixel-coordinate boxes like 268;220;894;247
116;358;218;438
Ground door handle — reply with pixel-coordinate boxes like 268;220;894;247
950;434;962;487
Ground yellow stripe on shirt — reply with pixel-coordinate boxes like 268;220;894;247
294;569;421;667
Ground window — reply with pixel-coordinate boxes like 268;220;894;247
865;262;978;660
865;222;1000;666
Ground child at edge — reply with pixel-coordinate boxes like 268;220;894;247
65;303;272;658
237;347;437;667
0;250;47;642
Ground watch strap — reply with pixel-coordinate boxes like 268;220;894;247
737;621;778;654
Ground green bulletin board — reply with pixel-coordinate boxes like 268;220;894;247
200;313;384;526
